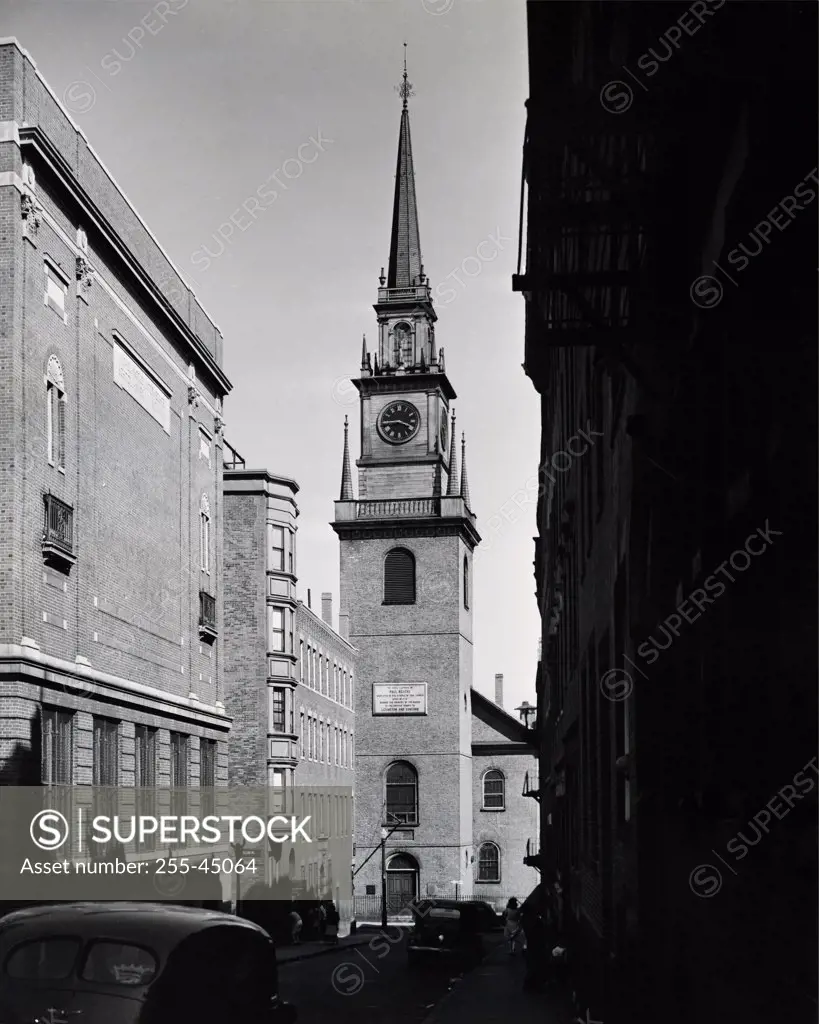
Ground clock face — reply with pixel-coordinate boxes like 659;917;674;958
378;401;421;444
440;413;448;454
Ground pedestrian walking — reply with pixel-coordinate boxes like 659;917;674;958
325;901;341;945
503;897;523;955
288;908;302;945
317;900;328;941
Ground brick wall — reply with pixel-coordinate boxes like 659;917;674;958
0;38;231;787
341;529;474;896
223;490;268;785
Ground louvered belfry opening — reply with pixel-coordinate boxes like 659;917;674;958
384;548;415;604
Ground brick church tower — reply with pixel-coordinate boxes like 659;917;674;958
332;60;480;907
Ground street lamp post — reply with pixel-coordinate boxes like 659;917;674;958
231;840;244;914
380;828;388;929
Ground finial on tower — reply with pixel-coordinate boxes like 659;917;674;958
460;432;471;510
379;267;386;286
397;42;414;110
446;411;459;496
340;415;354;501
360;334;368;370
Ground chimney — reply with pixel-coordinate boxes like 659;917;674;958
307;589;312;610
494;673;504;708
321;592;333;627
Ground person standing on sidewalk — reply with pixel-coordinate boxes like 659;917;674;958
503;897;523;955
288;907;303;945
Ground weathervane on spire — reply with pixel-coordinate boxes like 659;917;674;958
395;42;414;108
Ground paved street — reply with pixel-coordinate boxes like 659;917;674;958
278;927;489;1024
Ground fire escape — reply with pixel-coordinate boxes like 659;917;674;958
513;90;668;387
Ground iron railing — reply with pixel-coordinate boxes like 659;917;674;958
357;498;439;519
199;591;217;636
43;493;73;555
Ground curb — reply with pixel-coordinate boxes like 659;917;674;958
278;936;374;965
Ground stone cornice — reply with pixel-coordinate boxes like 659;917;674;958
0;644;231;731
16;124;231;397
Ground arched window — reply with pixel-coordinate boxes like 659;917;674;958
199;494;211;573
46;355;66;471
477;842;500;882
482;769;505;810
385;761;418;824
463;555;469;610
392;322;413;366
384;548;415;605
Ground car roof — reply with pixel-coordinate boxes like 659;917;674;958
0;903;269;955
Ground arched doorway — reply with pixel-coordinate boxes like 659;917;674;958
386;852;418;912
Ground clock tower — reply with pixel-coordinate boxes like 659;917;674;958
332;58;480;906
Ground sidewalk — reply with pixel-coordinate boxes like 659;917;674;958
421;943;576;1024
277;933;373;964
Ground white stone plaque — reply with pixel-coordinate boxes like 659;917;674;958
372;682;427;716
113;341;171;433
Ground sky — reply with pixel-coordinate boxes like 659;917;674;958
2;0;540;712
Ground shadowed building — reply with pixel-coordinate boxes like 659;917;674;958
513;4;817;1022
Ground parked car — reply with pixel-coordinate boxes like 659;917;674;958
407;901;484;968
0;902;297;1024
460;899;503;932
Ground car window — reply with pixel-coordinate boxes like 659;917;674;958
5;938;80;981
81;942;158;986
428;908;460;919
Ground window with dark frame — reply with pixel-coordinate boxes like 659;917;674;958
200;738;217;787
92;717;119;787
135;725;157;851
385;761;418;824
41;708;73;786
463;555;469;609
477;842;500;882
384;548;415;604
170;732;189;818
135;726;157;787
272;689;286;732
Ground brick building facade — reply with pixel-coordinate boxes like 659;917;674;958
513;4;817;1022
294;598;355;904
223;465;354;901
0;39;231;815
223;466;299;789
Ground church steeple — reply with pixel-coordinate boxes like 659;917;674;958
372;54;442;379
388;45;422;290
